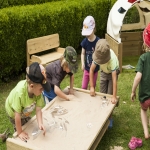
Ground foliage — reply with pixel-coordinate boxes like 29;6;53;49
0;0;61;9
123;5;140;24
0;0;110;81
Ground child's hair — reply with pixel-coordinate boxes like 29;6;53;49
142;43;150;52
60;56;69;69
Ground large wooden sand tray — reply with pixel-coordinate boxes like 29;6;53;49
6;87;119;150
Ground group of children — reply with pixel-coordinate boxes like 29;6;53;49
4;15;150;142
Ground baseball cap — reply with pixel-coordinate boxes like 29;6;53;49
27;62;51;92
92;39;111;64
82;16;95;36
64;46;78;73
143;23;150;48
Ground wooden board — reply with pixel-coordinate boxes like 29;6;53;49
26;33;61;66
122;41;143;56
27;34;60;55
120;32;143;42
6;87;119;150
105;33;122;72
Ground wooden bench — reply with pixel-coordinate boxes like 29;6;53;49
26;33;65;66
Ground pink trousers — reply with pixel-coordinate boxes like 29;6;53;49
82;70;98;89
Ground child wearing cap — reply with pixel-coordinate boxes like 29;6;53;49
131;23;150;139
43;46;78;102
90;39;120;103
90;39;120;127
5;62;50;142
81;16;100;89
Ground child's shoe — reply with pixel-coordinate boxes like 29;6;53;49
128;137;142;150
128;140;137;150
131;137;142;147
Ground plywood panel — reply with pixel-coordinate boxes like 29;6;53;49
122;41;143;56
105;34;122;72
121;32;143;42
7;87;119;150
27;34;60;55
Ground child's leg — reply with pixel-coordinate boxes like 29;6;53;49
140;99;150;139
8;116;31;131
93;71;98;88
141;108;149;139
82;70;89;89
100;71;108;93
107;79;113;95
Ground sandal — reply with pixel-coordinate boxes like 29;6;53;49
128;137;142;150
128;140;137;150
130;137;142;147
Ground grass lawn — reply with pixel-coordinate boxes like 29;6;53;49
0;56;150;150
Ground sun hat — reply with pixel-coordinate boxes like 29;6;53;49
92;39;111;64
81;16;95;36
64;46;78;73
27;62;51;92
143;23;150;48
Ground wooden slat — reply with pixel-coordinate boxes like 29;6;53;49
105;34;123;72
122;41;143;56
144;12;150;26
68;86;120;99
121;32;143;41
27;34;60;55
89;119;110;150
30;51;64;66
6;138;40;150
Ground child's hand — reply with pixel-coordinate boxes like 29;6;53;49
81;64;85;71
90;87;95;96
131;92;136;102
39;124;46;136
67;94;76;101
18;131;29;142
69;88;74;95
111;96;117;104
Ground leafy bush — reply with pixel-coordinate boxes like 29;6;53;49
0;0;111;81
0;0;61;9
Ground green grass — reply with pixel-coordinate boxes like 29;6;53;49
0;56;149;150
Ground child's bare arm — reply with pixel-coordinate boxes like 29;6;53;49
36;107;45;135
131;72;142;101
69;75;74;94
15;112;29;141
81;48;85;71
90;62;97;96
54;85;69;100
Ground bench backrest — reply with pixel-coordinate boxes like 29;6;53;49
26;33;60;66
27;33;60;54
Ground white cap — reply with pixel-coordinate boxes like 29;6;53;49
82;16;95;36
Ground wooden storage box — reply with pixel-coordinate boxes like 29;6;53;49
120;31;143;56
6;87;119;150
